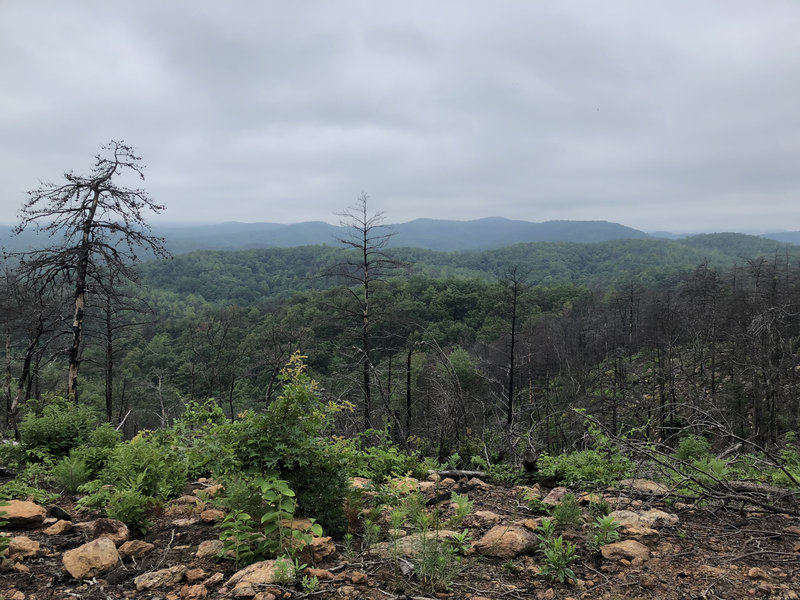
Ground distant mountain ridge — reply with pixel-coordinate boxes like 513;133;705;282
150;217;651;253
2;218;798;255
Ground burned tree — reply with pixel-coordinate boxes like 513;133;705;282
13;141;168;402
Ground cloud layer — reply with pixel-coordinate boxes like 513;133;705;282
1;1;798;232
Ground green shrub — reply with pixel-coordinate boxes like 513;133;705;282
103;433;187;500
232;353;350;533
537;449;630;487
538;535;578;583
586;514;620;552
19;396;97;459
337;430;427;482
0;501;10;556
0;479;59;504
551;493;582;526
107;486;155;536
51;454;91;492
674;434;711;461
167;399;239;479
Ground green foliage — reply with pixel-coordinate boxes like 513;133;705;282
75;479;114;511
218;476;321;567
537;448;630;487
0;440;25;470
107;486;155;536
19;396;97;459
103;432;187;500
301;574;320;594
0;501;9;556
470;455;524;484
337;430;427;482
232;353;350;533
416;536;461;592
674;434;711;461
538;535;578;584
447;492;473;528
522;489;549;515
586;515;620;552
51;454;91;492
551;493;582;526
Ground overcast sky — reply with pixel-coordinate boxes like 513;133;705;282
1;1;799;233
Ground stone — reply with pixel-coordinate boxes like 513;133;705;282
305;567;334;580
2;500;46;528
118;540;155;559
699;565;727;577
747;567;770;581
196;539;224;559
179;584;208;599
200;509;225;523
63;537;120;579
204;572;224;586
418;481;436;494
186;567;207;581
618;479;669;496
467;477;490;489
226;559;295;595
135;565;188;590
542;486;568;505
372;530;458;558
621;525;660;547
783;525;800;536
517;518;541;532
638;509;678;528
304;536;336;563
350;571;368;584
439;477;456;487
174;495;202;505
601;540;650;564
608;510;642;528
639;573;658;589
43;519;73;535
469;510;503;526
73;518;129;545
173;518;200;527
390;476;419;494
473;525;537;558
12;562;29;573
47;505;72;521
7;536;40;561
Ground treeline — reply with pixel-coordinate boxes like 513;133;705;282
5;238;800;464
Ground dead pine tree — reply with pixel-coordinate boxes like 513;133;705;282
327;193;405;431
13;140;169;403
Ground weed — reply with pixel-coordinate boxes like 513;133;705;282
342;532;357;562
447;492;473;528
301;574;320;593
107;486;155;536
51;454;91;492
0;501;9;556
551;493;582;526
446;529;472;555
538;535;578;584
586;515;620;552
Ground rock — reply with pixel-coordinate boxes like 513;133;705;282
467;477;490;489
350;571;368;584
783;525;800;536
618;479;669;496
43;519;73;535
7;536;40;561
473;525;538;558
608;510;642;528
304;536;336;563
621;525;660;547
200;509;225;523
439;477;456;487
578;492;603;504
226;559;295;596
174;495;202;505
468;510;503;526
542;487;568;505
118;540;155;559
517;518;541;532
12;562;29;573
204;572;225;586
305;567;334;580
179;584;208;599
638;509;678;528
372;530;458;559
390;477;419;494
699;565;727;577
2;500;46;528
173;518;200;527
73;518;129;545
63;537;120;579
747;567;770;581
186;567;207;582
135;565;188;590
196;539;224;559
639;573;658;589
418;481;436;494
601;540;650;565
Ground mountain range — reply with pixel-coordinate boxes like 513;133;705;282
2;217;799;254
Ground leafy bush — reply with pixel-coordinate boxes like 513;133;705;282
0;501;9;556
232;353;350;532
51;454;91;492
19;396;97;459
69;423;123;479
674;434;711;461
337;430;428;482
103;432;187;500
586;515;620;552
537;448;630;486
167;399;239;478
107;486;155;536
551;493;582;526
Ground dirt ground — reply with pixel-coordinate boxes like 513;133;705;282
2;478;800;599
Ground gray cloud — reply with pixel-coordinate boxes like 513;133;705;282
1;0;798;233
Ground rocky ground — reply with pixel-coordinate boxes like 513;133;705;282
2;474;800;600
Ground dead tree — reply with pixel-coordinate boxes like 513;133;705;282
13;141;168;402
